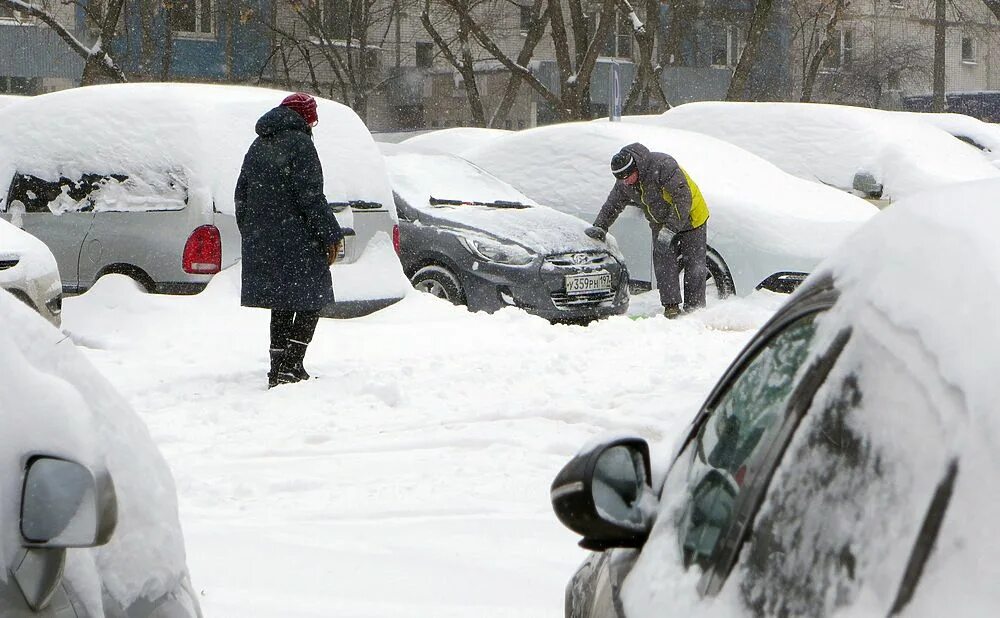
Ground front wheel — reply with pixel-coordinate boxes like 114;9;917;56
410;265;466;305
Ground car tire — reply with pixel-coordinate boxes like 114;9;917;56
706;252;736;298
411;265;466;305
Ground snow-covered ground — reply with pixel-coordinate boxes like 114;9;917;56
62;270;786;617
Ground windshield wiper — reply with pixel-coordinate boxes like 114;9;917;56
429;196;530;209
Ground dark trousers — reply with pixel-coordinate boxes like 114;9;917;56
651;224;708;309
270;309;320;364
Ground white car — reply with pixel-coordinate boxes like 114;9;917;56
462;121;877;297
638;101;1000;204
552;177;1000;617
0;84;409;316
0;217;62;326
0;289;201;616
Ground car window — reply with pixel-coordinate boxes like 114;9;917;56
737;327;954;617
6;172;187;214
675;312;821;571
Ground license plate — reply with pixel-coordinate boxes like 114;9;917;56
565;271;612;294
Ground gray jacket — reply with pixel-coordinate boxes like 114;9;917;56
593;143;707;234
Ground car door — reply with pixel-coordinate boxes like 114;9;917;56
731;303;960;617
2;174;96;293
618;285;847;616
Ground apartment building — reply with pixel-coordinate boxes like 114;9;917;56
0;1;82;94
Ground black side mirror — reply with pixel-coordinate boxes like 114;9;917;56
20;456;117;548
550;436;655;550
852;171;883;199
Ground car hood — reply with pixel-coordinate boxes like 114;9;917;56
408;200;619;258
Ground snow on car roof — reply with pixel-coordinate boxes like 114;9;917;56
0;290;187;610
815;177;1000;610
384;148;609;255
0;83;392;216
642;102;1000;200
0;94;25;110
463;121;876;260
901;111;1000;163
400;127;510;154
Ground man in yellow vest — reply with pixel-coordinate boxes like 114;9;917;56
586;143;710;318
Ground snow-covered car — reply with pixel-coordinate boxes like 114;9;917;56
550;177;1000;617
0;288;201;616
638;101;1000;205
0;217;62;326
385;147;629;321
0;83;408;317
462;121;877;297
902;110;1000;169
399;127;510;154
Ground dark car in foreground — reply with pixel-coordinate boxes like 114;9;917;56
384;148;629;322
550;178;1000;616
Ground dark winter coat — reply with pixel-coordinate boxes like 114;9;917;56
593;142;710;234
235;106;344;311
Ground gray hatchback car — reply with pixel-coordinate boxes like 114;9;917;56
386;149;629;322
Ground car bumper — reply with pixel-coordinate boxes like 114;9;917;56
461;253;630;321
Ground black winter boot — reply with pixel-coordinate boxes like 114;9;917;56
285;339;311;381
267;347;299;389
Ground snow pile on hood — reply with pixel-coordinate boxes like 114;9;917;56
0;84;392;216
0;290;189;610
385;149;611;255
463;121;876;292
0;217;58;280
642;102;1000;200
400;127;510;154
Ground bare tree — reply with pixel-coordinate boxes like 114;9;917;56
799;0;848;102
438;0;620;121
263;0;405;119
617;0;669;113
0;0;127;84
726;0;774;101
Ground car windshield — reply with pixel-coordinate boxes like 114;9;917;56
386;152;535;212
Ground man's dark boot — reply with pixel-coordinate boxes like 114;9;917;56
267;347;299;389
285;339;311;381
663;303;681;319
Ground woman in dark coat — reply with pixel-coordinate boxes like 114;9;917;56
235;92;344;388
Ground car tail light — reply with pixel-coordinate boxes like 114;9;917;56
183;225;221;274
392;224;401;255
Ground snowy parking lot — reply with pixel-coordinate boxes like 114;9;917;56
62;268;785;617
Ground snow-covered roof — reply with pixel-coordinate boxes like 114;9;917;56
640;102;1000;201
0;289;189;612
400;127;510;154
0;84;392;216
463;120;876;293
384;148;610;255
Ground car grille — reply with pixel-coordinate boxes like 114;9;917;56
0;259;19;271
545;252;615;267
551;289;617;310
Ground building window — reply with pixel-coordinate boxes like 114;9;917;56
416;41;433;68
823;29;853;70
711;24;743;67
519;4;532;34
600;11;632;58
322;0;354;40
962;36;976;64
889;0;905;8
0;4;25;21
0;77;38;95
169;0;213;35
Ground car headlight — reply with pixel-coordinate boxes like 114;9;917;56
458;236;535;265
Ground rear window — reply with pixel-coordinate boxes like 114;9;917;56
5;172;188;214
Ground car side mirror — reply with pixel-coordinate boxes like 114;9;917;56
21;456;117;548
852;171;883;199
550;436;655;550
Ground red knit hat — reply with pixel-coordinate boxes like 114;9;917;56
281;92;319;127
